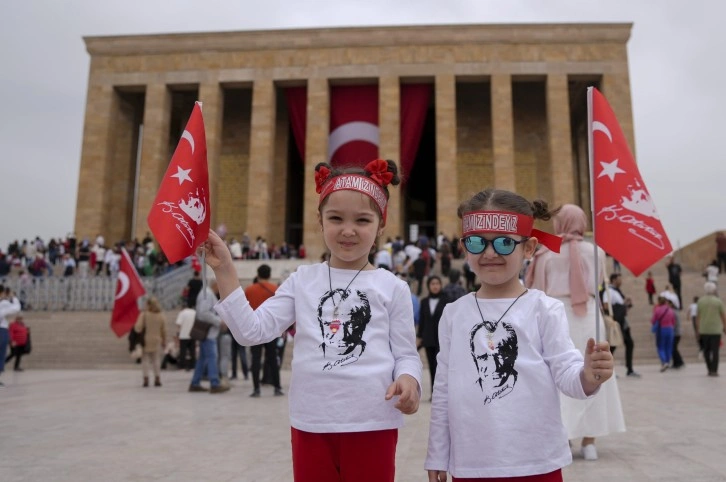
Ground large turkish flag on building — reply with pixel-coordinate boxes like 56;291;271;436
590;87;672;276
147;102;210;263
328;85;379;167
285;84;430;179
110;249;146;337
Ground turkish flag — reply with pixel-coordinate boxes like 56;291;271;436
590;87;672;276
328;85;379;167
110;249;146;337
147;102;210;263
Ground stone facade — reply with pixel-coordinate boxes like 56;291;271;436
75;23;635;259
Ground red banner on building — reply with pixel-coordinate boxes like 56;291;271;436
285;84;431;180
328;85;379;167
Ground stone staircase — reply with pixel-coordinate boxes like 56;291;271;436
12;258;309;370
11;258;716;370
611;264;707;366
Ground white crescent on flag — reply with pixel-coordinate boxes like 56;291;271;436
181;130;195;154
592;120;612;143
115;272;130;300
327;121;379;162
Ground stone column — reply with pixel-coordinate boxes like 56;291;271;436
546;74;576;208
246;79;276;242
199;81;224;229
378;76;402;239
74;84;116;240
435;74;459;238
491;74;516;191
302;78;329;260
134;83;171;240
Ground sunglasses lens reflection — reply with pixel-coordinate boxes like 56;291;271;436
492;237;516;255
463;236;520;256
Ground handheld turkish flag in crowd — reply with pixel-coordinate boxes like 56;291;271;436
147;102;210;263
110;249;146;337
589;87;672;277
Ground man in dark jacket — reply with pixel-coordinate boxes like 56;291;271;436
604;273;639;377
417;276;449;400
186;271;203;308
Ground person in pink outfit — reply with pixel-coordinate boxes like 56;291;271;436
651;293;677;372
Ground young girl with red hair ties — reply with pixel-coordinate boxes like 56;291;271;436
201;159;422;482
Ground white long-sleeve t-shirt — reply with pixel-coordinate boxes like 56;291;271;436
425;289;594;478
215;263;422;433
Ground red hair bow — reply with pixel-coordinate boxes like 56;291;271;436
315;166;332;194
365;159;393;187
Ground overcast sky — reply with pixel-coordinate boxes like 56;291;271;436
1;0;723;252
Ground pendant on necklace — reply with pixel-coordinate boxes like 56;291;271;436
330;306;341;334
486;330;495;350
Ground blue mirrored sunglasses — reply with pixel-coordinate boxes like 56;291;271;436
461;235;529;256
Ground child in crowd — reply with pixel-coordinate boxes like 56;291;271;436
201;159;422;482
161;334;179;370
425;188;613;482
645;271;656;305
5;315;29;371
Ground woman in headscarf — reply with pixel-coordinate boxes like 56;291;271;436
525;204;625;461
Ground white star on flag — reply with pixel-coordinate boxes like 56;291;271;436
171;166;193;185
597;159;626;182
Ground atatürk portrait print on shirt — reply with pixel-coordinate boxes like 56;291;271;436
469;319;519;405
317;288;372;371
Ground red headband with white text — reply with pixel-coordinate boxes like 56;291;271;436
315;160;392;221
462;211;562;253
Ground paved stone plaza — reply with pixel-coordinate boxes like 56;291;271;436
2;363;725;481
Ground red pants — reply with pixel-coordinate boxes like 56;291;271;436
291;427;397;482
454;469;562;482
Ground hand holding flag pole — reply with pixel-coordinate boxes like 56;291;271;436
588;87;673;342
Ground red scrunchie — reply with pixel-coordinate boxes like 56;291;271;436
315;166;331;194
364;159;393;187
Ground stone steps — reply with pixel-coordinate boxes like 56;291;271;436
14;258;714;370
606;264;706;365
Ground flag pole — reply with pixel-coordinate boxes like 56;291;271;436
587;86;601;343
198;101;207;301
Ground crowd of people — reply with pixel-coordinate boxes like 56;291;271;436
128;264;289;396
0;232;183;281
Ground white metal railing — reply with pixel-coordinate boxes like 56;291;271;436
0;264;192;312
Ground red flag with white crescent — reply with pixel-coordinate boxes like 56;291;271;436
147;102;210;264
328;85;379;167
589;87;672;276
110;249;146;337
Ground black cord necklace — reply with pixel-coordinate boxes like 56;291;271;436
474;289;529;350
327;260;369;320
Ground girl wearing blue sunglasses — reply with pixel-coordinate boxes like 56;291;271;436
425;188;614;482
